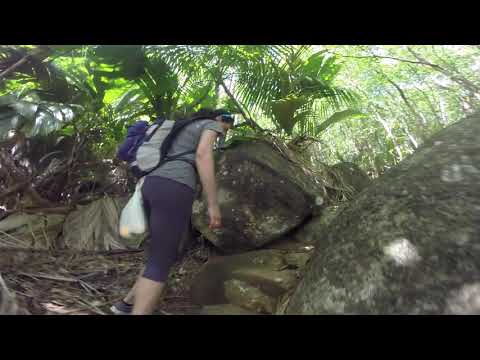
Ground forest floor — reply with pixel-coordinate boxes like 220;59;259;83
0;244;210;315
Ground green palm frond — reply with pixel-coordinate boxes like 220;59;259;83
112;88;142;112
0;95;78;140
271;96;310;135
227;45;359;136
297;107;367;139
314;109;367;135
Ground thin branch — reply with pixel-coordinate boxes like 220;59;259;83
406;46;480;96
219;80;264;132
328;51;439;67
0;181;31;201
379;71;426;130
25;186;55;207
332;47;480;97
6;206;71;216
0;46;51;82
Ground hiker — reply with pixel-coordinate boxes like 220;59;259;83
111;108;235;315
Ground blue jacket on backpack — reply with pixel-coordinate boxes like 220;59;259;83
116;120;150;163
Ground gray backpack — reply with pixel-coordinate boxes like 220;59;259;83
129;117;205;178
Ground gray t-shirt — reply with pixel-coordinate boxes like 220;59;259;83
147;119;224;190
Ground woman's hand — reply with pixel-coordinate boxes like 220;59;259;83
208;203;222;229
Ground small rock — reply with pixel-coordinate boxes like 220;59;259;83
284;253;311;269
224;279;276;314
190;250;300;305
232;267;299;295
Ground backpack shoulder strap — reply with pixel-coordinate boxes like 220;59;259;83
143;118;166;141
159;117;211;159
138;117;210;178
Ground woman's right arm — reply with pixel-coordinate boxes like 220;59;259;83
196;129;222;229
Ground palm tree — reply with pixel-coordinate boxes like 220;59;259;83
1;45;364;142
156;45;363;137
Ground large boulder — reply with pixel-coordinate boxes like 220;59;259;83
192;140;323;253
287;113;480;314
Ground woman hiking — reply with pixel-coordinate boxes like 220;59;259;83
111;108;235;315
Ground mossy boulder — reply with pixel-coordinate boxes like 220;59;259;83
287;113;480;315
192;140;323;253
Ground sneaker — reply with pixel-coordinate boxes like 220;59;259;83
110;300;133;315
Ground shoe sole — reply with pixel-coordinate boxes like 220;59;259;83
110;305;131;315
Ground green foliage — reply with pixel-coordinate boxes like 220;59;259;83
1;44;479;171
315;45;480;175
231;47;359;136
151;45;358;136
315;110;367;135
0;94;78;140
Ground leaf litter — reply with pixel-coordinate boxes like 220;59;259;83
0;244;211;315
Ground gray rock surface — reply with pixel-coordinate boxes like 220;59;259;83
287;113;480;314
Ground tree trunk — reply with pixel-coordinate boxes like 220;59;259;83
219;80;263;132
372;107;403;161
378;70;427;134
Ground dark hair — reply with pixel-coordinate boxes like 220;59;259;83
189;108;234;124
211;108;230;118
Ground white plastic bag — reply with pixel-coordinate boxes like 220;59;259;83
119;177;147;238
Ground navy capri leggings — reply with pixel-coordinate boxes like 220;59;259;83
141;176;195;282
